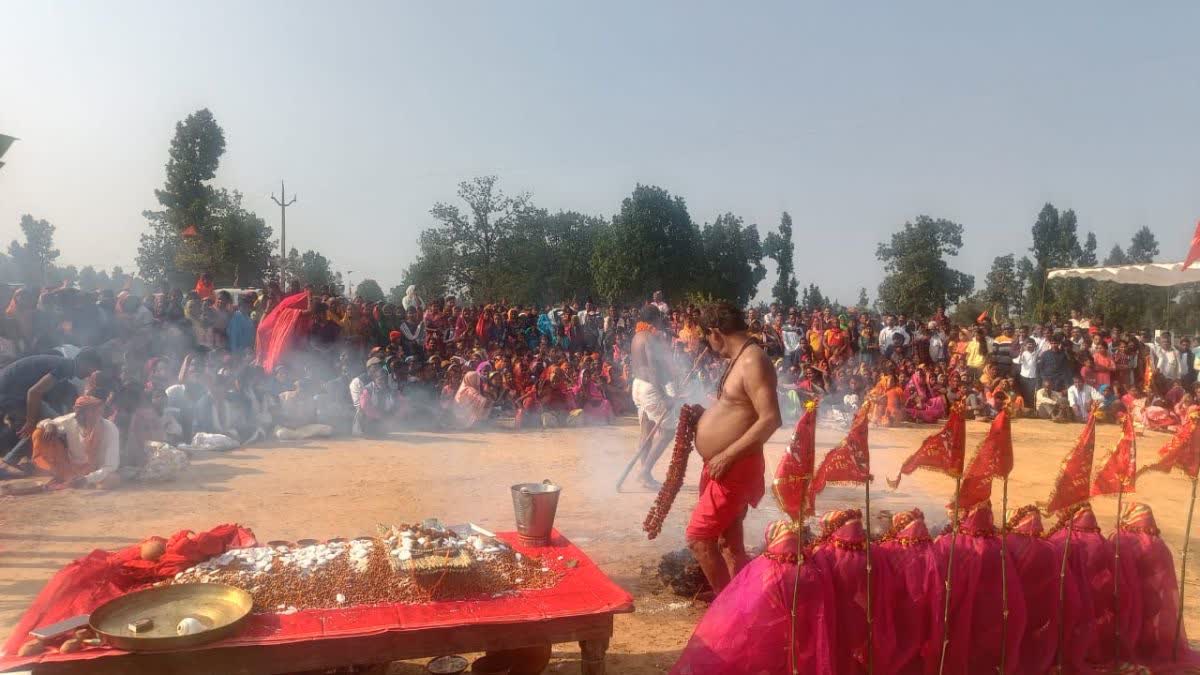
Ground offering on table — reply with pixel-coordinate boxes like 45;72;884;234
166;520;560;611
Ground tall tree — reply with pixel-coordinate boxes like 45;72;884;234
695;213;766;306
801;283;827;311
78;265;99;290
1014;256;1035;319
286;248;338;289
875;216;974;317
137;109;273;287
763;211;799;308
8;214;60;286
591;184;702;304
1126;226;1160;263
355;279;385;302
533;210;604;304
981;254;1020;319
856;287;870;310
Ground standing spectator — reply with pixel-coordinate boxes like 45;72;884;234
226;293;255;355
1181;336;1197;387
1016;338;1039;410
1150;331;1183;382
401;286;424;312
927;321;948;365
1037;336;1072;391
651;290;668;316
1069;309;1091;329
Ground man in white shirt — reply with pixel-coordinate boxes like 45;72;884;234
927;322;948;363
1150;331;1182;381
1066;375;1103;422
651;290;669;317
1070;310;1091;329
1017;338;1039;411
32;395;121;488
782;312;803;359
878;315;910;349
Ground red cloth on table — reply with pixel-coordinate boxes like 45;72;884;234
2;524;256;658
255;292;311;373
1;530;630;671
931;502;1027;675
685;450;765;541
672;521;838;675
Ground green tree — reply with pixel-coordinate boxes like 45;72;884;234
1013;256;1035;320
591;184;701;304
536;211;603;304
1025;203;1086;320
763;211;799;308
875;215;974;317
78;265;99;290
981;254;1020;319
1126;226;1160;263
8;214;60;286
801;283;827;311
355;279;385;302
387;285;408;305
695;213;766;306
286;248;338;289
137;109;273;287
856;287;869;310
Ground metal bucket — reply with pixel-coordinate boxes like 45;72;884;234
510;480;560;545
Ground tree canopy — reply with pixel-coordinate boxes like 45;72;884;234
355;278;385;302
763;211;799;308
875;216;974;317
7;214;60;287
591;185;702;304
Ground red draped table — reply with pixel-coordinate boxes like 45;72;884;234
1;530;634;675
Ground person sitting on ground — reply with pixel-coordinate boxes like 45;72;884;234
0;348;103;477
276;378;334;441
31;395;121;489
1036;378;1069;422
1066;375;1103;422
358;367;400;436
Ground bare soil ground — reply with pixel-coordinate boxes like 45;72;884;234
2;417;1197;673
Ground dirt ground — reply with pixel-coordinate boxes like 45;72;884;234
2;416;1198;673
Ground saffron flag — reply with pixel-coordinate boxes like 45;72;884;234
808;402;871;513
887;401;966;489
951;409;1013;510
772;400;818;521
1044;408;1098;514
1184;219;1200;270
1139;409;1200;478
1091;411;1137;496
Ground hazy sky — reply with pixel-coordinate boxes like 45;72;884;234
3;1;1199;303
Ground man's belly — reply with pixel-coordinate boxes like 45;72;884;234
695;401;758;461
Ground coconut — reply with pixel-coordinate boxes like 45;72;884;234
140;539;166;561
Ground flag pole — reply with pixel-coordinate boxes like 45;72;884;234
1174;477;1198;662
938;475;962;675
790;526;804;675
999;474;1010;675
865;477;874;675
1055;515;1075;673
1113;487;1124;665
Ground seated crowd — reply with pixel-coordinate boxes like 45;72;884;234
1;275;1197;489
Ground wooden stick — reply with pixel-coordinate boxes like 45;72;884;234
865;478;874;675
1114;488;1123;665
1174;477;1198;662
790;532;804;675
938;476;962;675
1055;514;1075;674
999;475;1009;675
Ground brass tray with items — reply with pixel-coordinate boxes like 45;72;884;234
88;583;253;651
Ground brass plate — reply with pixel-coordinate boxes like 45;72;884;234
90;583;253;651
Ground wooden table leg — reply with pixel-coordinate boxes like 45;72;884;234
580;638;610;675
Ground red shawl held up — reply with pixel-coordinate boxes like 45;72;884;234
256;291;311;373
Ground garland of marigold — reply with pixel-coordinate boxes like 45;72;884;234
642;404;704;540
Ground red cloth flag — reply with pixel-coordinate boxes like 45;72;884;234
951;409;1013;510
256;291;312;373
772;400;817;521
808;402;871;513
1044;408;1098;514
887;401;966;489
1139;409;1200;478
1184;219;1200;270
1091;411;1137;496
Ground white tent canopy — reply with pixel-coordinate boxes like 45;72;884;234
1046;261;1200;287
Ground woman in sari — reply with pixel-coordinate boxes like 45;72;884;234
824;319;849;366
807;317;826;362
904;366;946;423
948;327;969;370
574;367;614;425
453;371;492;429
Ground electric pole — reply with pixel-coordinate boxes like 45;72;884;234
270;180;297;261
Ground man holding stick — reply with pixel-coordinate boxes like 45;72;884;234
688;302;781;594
628;304;676;490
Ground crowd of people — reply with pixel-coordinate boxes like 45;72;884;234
0;271;1197;490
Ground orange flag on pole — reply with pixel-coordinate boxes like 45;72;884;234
1091;411;1137;496
808;402;871;513
950;409;1013;510
1139;409;1200;479
772;400;818;521
1184;219;1200;270
887;401;966;489
1044;407;1098;514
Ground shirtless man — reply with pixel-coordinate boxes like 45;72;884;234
689;302;781;593
630;304;676;489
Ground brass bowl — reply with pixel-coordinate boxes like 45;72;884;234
90;583;253;651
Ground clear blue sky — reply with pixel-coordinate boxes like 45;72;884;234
3;1;1199;303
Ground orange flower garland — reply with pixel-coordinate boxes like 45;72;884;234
642;404;704;540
